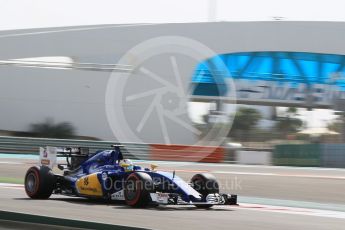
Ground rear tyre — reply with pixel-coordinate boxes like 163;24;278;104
24;166;55;199
191;173;219;209
124;172;154;207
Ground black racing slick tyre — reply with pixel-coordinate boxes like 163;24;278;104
191;173;219;209
124;172;154;207
24;166;55;199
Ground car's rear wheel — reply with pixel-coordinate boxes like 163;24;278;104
25;166;55;199
124;172;154;207
191;173;219;208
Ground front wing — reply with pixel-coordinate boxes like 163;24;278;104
149;192;238;206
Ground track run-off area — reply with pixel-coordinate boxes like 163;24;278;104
1;154;345;230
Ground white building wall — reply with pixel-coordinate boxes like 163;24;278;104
0;22;345;142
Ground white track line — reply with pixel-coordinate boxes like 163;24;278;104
237;203;345;219
213;171;276;176
212;171;345;180
0;161;24;165
0;183;23;190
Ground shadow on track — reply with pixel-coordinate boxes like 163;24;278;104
14;197;123;205
112;204;234;211
13;197;234;211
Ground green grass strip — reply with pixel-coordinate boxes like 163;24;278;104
0;177;24;184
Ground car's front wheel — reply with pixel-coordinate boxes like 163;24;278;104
191;173;219;208
124;172;154;207
24;166;55;199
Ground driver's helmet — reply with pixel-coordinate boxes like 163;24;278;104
119;159;134;172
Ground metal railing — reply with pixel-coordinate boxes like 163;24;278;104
0;136;150;160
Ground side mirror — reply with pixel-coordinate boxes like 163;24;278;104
150;164;158;171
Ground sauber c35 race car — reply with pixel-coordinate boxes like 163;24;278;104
24;145;237;208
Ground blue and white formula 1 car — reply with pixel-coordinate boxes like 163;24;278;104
24;145;237;208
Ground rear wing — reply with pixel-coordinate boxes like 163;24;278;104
39;146;90;169
39;145;123;169
56;147;90;157
39;146;57;169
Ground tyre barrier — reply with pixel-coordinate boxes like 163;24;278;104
149;144;225;163
272;144;321;167
272;143;345;168
321;144;345;168
236;150;272;165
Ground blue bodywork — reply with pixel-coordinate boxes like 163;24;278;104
63;147;202;203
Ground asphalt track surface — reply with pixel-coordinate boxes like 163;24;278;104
1;155;345;230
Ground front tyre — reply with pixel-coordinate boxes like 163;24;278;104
25;166;55;199
191;173;219;209
124;172;154;207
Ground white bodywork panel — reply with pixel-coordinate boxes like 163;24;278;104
111;190;125;200
150;193;169;204
39;146;57;169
